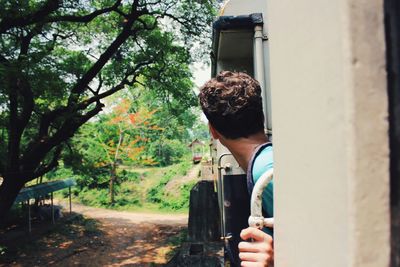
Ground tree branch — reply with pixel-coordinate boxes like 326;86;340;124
156;13;198;35
76;60;153;109
17;76;35;140
0;157;4;175
7;76;20;172
139;0;163;7
136;17;157;31
96;73;104;94
0;1;123;34
67;4;140;106
0;0;61;34
31;146;62;180
45;0;123;24
19;24;43;57
22;102;105;177
33;4;141;142
34;58;152;154
0;54;10;66
38;107;68;139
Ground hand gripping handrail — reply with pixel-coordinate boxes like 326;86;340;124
248;168;274;229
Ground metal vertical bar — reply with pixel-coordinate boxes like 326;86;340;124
51;192;55;224
217;168;224;238
28;199;31;233
254;25;269;131
69;186;72;214
217;153;231;238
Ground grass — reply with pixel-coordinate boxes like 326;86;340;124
146;161;192;209
55;160;197;213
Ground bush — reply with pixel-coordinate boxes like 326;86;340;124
147;162;194;210
77;188;110;207
50;158;193;211
46;165;109;190
45;166;82;183
113;185;142;207
149;140;191;166
118;169;141;182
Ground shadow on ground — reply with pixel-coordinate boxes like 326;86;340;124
0;212;186;267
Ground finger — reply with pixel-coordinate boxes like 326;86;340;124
238;241;267;253
239;252;270;262
240;227;272;242
240;261;263;267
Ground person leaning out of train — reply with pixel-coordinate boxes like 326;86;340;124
199;71;274;267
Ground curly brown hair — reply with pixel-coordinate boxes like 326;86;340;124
198;71;264;139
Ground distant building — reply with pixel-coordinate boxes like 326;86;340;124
188;139;205;164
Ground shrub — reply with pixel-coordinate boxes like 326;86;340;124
147;162;194;210
77;188;109;207
149;140;191;166
118;169;141;182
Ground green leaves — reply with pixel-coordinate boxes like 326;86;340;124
0;0;216;214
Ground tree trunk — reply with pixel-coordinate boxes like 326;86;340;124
110;164;116;204
109;130;124;204
0;177;25;221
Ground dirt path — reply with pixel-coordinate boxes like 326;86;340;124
64;201;188;225
0;203;188;267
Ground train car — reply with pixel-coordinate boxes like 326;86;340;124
207;0;398;266
209;1;272;265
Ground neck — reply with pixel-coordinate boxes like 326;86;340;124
220;132;268;172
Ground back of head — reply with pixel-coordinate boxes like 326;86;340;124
199;71;265;139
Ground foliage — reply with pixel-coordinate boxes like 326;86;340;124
147;161;194;210
59;93;194;181
190;118;210;142
99;98;157;166
77;185;142;208
76;187;142;208
156;180;196;210
119;169;141;182
0;0;216;216
148;139;190;166
58;162;196;212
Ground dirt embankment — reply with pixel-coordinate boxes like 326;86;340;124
164;164;201;198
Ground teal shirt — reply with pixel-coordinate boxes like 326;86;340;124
251;145;274;236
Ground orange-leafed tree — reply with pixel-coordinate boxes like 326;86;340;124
96;99;161;204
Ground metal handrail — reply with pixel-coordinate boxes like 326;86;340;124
217;153;233;239
248;168;274;229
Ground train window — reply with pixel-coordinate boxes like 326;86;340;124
215;29;254;76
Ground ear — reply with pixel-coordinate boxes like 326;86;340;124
209;123;220;139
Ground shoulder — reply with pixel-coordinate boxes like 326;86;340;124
252;144;273;183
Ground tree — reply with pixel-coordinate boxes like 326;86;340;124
131;88;197;165
96;99;160;203
0;0;215;217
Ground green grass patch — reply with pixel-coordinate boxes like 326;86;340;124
53;160;197;213
146;161;194;210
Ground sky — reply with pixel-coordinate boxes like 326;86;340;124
192;62;211;92
192;62;211;122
